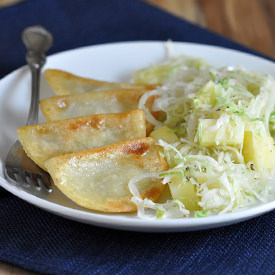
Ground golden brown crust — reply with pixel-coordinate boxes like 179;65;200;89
40;88;158;135
53;137;157;160
45;137;168;213
17;110;146;170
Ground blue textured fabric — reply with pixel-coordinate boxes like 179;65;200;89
0;0;274;274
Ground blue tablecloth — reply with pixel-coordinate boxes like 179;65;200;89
0;0;274;274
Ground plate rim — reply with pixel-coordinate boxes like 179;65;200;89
0;40;274;232
1;175;274;232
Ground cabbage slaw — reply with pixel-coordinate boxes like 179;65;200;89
129;43;275;219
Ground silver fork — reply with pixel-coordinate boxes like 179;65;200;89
4;26;53;192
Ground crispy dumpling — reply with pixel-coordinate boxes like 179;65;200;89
40;89;146;121
45;137;168;212
44;69;156;95
40;89;157;134
18;110;146;171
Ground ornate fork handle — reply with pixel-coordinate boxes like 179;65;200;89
4;26;53;193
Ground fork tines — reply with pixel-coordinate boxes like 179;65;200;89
5;165;52;192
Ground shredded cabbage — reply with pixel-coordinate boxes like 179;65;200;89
130;44;275;219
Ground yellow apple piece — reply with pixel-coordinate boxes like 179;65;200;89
242;131;275;170
150;126;179;143
168;175;199;211
196;116;244;147
194;81;217;107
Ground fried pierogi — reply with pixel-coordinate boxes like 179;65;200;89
45;137;168;212
44;69;156;95
18;110;146;170
40;89;146;121
40;89;157;134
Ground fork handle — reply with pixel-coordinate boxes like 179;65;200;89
25;51;45;126
22;25;53;126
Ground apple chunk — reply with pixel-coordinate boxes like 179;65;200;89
196;116;244;147
242;131;275;170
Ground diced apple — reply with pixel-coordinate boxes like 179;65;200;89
193;81;217;107
242;131;275;170
168;175;199;211
196;116;244;147
150;126;179;143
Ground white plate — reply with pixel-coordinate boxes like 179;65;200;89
0;41;274;232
